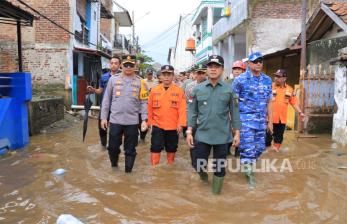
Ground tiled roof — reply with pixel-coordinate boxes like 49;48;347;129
325;1;347;24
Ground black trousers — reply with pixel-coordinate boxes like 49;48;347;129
190;128;197;168
108;123;138;159
266;123;286;146
138;114;148;140
194;141;228;177
98;112;107;146
150;126;178;153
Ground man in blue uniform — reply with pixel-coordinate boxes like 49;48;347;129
232;52;273;187
87;56;121;147
101;55;148;173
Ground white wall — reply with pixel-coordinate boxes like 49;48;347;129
172;15;195;72
332;65;347;145
249;18;301;55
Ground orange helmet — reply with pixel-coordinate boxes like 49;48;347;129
232;60;246;70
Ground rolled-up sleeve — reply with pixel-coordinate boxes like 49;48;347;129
188;88;198;129
101;77;113;120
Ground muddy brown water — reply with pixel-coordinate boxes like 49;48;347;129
1;119;347;223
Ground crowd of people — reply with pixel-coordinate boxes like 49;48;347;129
87;52;305;194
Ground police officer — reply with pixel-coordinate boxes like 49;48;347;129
148;65;187;165
232;52;273;187
187;55;241;195
87;56;121;147
266;69;305;151
100;55;148;173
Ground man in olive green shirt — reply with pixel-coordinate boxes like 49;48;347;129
186;55;241;195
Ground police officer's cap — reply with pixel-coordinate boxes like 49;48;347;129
248;52;263;62
195;63;207;72
122;55;136;64
161;65;174;73
274;69;287;77
207;55;224;66
146;68;154;74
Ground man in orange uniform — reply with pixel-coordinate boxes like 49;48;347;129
266;69;305;151
148;65;187;165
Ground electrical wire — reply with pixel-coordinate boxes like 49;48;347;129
141;22;179;47
16;0;98;47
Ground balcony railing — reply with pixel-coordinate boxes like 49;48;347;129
75;26;89;45
114;34;132;52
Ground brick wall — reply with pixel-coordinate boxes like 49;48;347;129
0;0;71;85
251;0;301;19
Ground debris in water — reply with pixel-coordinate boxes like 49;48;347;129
56;214;84;224
52;168;66;176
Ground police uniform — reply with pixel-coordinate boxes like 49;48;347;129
232;52;272;165
101;55;148;173
266;69;298;150
148;65;187;165
188;55;241;194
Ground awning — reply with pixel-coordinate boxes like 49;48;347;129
74;47;112;59
0;0;35;26
114;11;133;27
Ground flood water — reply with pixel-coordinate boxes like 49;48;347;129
1;118;347;223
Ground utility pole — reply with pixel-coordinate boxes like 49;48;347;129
132;11;135;54
299;0;307;133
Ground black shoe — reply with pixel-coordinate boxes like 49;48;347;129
125;155;136;173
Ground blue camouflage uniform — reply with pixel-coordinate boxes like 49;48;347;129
232;69;272;164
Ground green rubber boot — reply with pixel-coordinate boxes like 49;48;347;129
212;175;224;195
244;164;256;188
198;171;208;182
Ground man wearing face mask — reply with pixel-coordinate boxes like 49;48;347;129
266;69;305;151
232;52;273;187
100;55;148;173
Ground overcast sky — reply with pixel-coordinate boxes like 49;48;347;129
116;0;201;65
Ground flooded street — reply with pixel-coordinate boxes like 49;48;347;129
1;118;347;224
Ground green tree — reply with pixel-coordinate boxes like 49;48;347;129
136;51;154;76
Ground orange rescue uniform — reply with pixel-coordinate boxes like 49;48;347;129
148;84;187;130
272;83;297;124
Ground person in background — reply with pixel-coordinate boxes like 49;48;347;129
87;56;121;148
266;69;305;151
144;68;158;92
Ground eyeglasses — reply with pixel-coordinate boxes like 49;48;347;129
251;58;263;64
123;63;135;68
